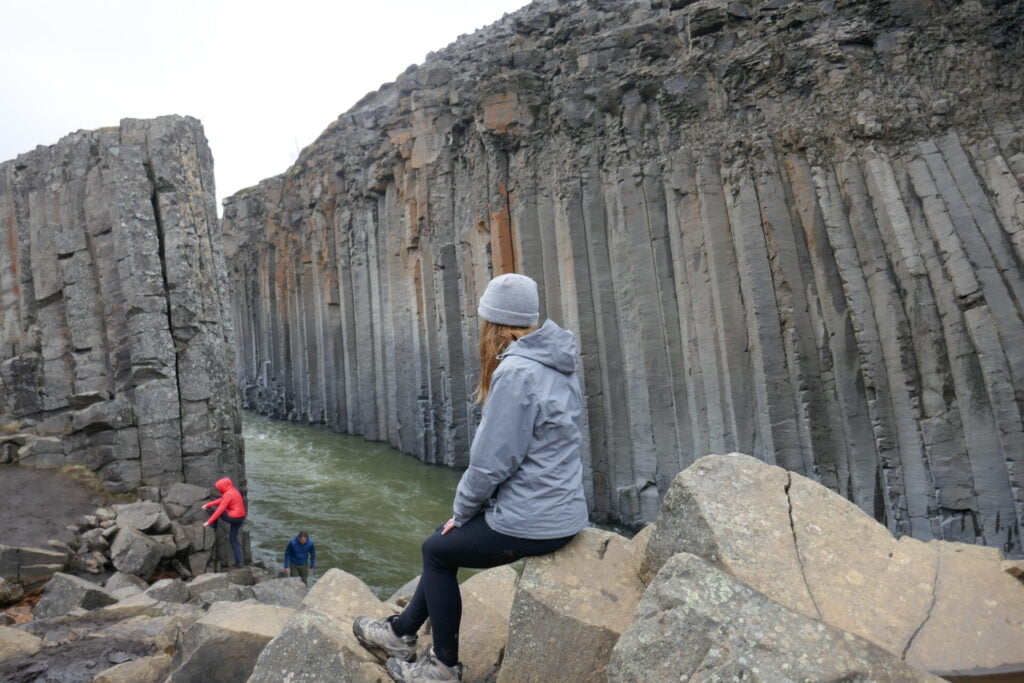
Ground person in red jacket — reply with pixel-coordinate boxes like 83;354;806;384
202;477;247;567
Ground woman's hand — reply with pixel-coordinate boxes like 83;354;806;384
441;519;457;535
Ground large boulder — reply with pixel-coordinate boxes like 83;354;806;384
643;454;1024;676
0;626;42;663
162;483;210;518
248;568;397;682
499;527;647;683
109;527;162;577
105;571;149;593
460;565;518;682
144;578;189;603
167;601;294;682
4;546;68;586
185;571;228;600
187;584;254;609
113;502;172;534
609;553;940;681
251;577;308;608
93;653;173;683
88;612;201;651
32;572;117;619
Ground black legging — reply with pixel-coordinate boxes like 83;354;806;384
392;514;575;667
211;513;245;566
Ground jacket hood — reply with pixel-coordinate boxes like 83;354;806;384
215;478;233;493
502;319;578;374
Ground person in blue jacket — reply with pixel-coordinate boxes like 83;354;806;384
353;273;589;683
283;531;316;586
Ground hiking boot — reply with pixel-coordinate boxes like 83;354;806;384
385;648;463;682
352;615;417;662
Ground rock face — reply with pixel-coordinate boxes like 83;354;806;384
167;601;294;683
0;115;243;491
500;527;647;682
0;626;42;663
609;553;941;682
248;568;396;682
32;571;117;619
222;0;1024;550
643;454;1024;676
109;527;163;578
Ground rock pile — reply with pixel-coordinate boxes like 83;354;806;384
0;560;304;682
0;490;251;612
3;454;1021;680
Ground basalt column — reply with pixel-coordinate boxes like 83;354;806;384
0;116;244;491
223;0;1024;553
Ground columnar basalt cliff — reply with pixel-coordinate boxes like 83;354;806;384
223;0;1024;550
0;116;243;491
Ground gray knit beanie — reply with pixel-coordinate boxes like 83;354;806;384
478;273;539;327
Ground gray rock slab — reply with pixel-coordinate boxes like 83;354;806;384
250;577;307;608
608;553;941;682
93;652;172;683
105;571;149;592
167;601;294;682
185;572;228;600
113;501;171;534
144;578;189;603
109;527;162;578
33;572;117;619
187;584;254;609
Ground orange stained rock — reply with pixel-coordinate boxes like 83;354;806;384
482;93;530;134
490;183;516;274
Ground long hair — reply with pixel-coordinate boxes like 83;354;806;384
475;320;537;404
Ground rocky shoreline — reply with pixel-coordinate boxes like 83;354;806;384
2;454;1021;682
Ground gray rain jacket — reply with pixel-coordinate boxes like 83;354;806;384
452;319;590;539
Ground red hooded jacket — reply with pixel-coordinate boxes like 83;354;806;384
205;478;246;523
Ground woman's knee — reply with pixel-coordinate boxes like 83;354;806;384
421;531;460;569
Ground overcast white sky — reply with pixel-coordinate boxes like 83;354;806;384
0;0;530;210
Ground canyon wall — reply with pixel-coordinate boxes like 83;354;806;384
0;116;243;491
223;0;1024;552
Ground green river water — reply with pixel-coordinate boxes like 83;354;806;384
242;410;464;598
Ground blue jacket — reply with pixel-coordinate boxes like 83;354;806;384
284;536;316;568
452;320;589;539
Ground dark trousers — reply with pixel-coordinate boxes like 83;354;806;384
211;513;245;566
291;562;310;585
392;514;575;667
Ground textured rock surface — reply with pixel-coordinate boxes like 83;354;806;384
609;553;940;682
109;527;162;578
32;571;117;619
144;577;189;603
93;653;173;683
248;568;396;682
167;601;294;682
222;0;1024;551
0;626;42;663
500;527;647;682
113;502;172;534
460;565;518;682
250;576;308;608
0;115;243;491
643;454;1024;675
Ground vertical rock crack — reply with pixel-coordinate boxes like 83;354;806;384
143;148;187;482
785;472;823;620
901;546;940;660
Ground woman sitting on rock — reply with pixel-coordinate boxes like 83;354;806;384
202;477;247;567
353;273;590;683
